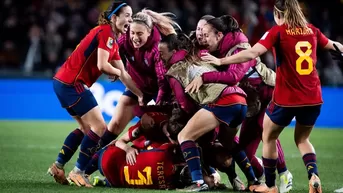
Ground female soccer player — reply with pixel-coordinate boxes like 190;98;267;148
189;15;293;193
193;15;215;47
101;10;178;147
201;0;343;192
48;2;143;187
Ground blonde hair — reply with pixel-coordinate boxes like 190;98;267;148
133;9;180;36
274;0;308;29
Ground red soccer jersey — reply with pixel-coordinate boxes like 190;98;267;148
258;24;329;106
101;144;176;190
54;24;121;87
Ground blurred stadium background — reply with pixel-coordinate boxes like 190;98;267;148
1;0;343;193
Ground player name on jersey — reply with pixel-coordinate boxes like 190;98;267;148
285;27;313;36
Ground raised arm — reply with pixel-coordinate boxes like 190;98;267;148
201;44;268;65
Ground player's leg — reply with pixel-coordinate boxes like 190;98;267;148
177;109;219;191
63;86;107;187
254;103;294;193
259;108;293;193
105;91;138;146
178;104;247;192
277;139;293;193
239;114;265;181
294;105;322;193
48;114;89;185
48;80;91;185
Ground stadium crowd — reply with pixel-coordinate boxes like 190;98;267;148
0;0;343;85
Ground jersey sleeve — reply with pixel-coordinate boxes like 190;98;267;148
97;26;121;60
128;123;142;141
258;26;279;50
315;27;329;49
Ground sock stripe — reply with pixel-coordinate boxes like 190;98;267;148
240;156;248;163
80;150;91;157
63;144;75;152
306;162;317;166
180;141;197;150
88;131;100;141
185;156;201;162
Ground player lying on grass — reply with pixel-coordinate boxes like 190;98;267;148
80;107;227;190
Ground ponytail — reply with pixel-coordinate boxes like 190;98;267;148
141;9;181;36
275;0;308;29
98;12;111;25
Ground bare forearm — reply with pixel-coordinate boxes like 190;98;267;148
98;62;122;76
120;72;143;97
219;49;256;65
115;140;131;152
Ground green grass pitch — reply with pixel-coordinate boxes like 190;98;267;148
0;121;343;193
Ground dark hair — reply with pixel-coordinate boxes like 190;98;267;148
98;1;129;25
274;0;308;28
160;33;201;63
200;15;215;22
206;15;241;35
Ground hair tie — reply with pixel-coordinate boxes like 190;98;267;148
107;3;127;20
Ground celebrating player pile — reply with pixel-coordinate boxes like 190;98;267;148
47;0;343;192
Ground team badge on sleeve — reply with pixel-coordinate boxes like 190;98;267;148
107;37;114;49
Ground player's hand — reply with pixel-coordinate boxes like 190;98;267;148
141;113;155;129
330;44;343;62
126;147;139;165
201;52;222;66
138;95;144;106
185;76;203;94
162;123;178;145
108;75;119;82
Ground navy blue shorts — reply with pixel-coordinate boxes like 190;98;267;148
202;104;247;127
53;79;98;117
266;102;321;126
122;89;156;104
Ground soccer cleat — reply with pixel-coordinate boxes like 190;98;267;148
309;173;322;193
257;174;265;184
253;185;278;193
92;176;107;187
229;176;245;191
47;163;68;185
279;170;293;193
177;182;209;192
334;187;343;192
68;170;93;188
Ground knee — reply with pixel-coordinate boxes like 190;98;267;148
92;122;107;136
79;126;91;134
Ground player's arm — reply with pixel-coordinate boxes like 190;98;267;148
201;43;268;65
97;48;122;76
115;131;132;152
325;40;343;62
202;27;277;66
316;27;343;62
111;60;144;105
115;131;139;165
